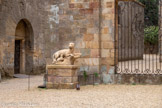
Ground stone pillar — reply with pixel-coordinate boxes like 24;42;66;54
46;65;79;89
100;0;115;73
69;0;100;75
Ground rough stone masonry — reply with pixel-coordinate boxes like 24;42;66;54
0;0;115;79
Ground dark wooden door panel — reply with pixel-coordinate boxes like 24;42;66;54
14;40;21;74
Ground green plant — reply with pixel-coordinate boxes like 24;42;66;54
94;72;99;77
138;0;159;26
132;83;136;85
144;26;159;45
83;71;88;80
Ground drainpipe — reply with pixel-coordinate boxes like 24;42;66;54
114;0;118;74
0;71;1;82
99;0;102;82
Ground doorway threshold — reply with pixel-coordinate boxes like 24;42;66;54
13;74;29;79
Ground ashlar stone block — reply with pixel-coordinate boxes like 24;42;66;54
46;65;79;89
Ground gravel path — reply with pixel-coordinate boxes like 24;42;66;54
0;75;162;108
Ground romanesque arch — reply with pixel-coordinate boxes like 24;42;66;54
14;19;34;74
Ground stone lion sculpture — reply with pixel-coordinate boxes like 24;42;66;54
52;43;81;65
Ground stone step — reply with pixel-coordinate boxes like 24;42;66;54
13;74;29;78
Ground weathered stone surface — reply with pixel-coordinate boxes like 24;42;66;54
83;34;94;41
106;2;113;8
0;0;115;80
48;68;77;77
102;42;114;49
101;57;115;66
91;49;99;58
80;49;91;57
47;65;79;69
46;82;77;89
101;49;110;58
46;65;79;89
113;74;162;85
5;17;17;36
47;75;78;83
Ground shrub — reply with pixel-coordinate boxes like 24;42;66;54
144;26;159;45
83;71;88;80
138;0;159;26
94;72;99;77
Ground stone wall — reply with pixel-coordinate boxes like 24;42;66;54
0;0;115;78
100;0;115;74
0;0;48;77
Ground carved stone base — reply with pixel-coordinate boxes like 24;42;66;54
46;65;79;89
46;82;77;89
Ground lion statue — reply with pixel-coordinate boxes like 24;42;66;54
52;43;81;65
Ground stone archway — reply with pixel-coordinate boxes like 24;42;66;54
14;19;34;74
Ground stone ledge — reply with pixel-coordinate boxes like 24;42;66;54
47;65;79;69
48;69;77;76
47;75;78;83
114;74;162;84
46;82;78;89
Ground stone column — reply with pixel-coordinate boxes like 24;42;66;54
100;0;115;73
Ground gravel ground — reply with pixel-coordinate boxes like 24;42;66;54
0;75;162;108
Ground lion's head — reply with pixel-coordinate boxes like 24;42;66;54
69;43;74;49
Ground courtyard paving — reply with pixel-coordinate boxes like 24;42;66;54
0;75;162;108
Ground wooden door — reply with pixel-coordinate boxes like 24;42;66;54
14;40;21;74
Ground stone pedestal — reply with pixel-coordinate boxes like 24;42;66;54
46;65;79;89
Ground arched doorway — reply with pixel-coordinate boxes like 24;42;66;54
14;19;34;74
